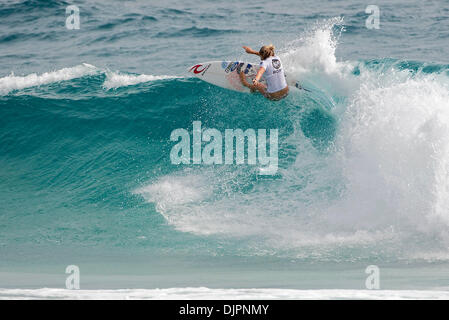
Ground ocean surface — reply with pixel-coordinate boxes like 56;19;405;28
1;0;449;299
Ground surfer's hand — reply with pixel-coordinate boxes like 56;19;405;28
243;46;253;54
252;78;258;85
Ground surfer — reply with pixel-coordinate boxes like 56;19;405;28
239;45;289;101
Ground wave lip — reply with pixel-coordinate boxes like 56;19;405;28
103;71;181;89
1;287;449;300
0;64;181;94
0;63;98;95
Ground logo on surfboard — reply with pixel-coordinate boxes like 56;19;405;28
190;64;211;75
223;61;253;75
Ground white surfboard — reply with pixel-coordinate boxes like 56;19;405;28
188;61;258;93
188;61;306;93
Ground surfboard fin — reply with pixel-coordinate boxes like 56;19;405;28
295;82;312;92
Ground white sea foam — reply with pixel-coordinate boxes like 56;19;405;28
0;63;98;95
135;174;214;224
1;287;448;300
103;71;180;89
0;63;181;95
282;17;346;75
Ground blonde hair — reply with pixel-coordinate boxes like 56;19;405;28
259;44;275;60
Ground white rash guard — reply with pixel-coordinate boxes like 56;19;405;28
259;56;287;93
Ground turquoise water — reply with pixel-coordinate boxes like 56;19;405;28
1;0;449;294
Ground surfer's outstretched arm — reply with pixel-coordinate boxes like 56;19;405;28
243;46;261;57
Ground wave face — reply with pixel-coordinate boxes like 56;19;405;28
1;0;449;290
